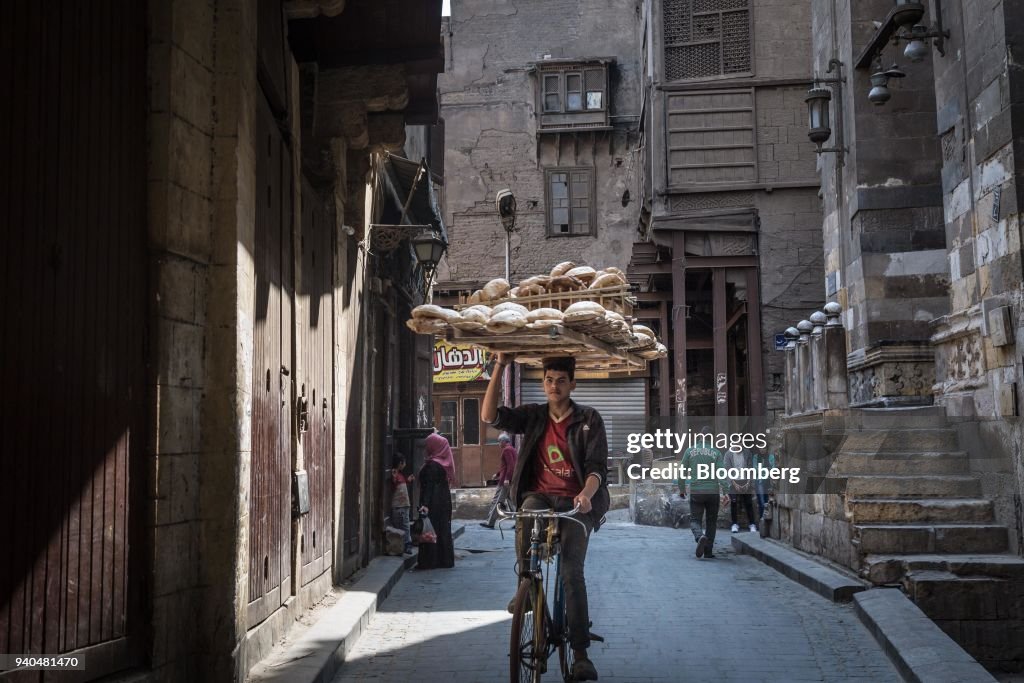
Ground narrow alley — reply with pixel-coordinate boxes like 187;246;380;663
332;512;901;683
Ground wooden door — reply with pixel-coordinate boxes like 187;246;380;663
248;92;294;628
298;178;334;585
0;2;148;679
459;397;483;486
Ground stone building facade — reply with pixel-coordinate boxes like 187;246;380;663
771;0;1024;670
436;0;643;288
1;1;444;681
634;0;824;421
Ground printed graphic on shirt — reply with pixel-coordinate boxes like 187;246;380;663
545;443;573;478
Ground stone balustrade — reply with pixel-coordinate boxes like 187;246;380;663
783;302;849;417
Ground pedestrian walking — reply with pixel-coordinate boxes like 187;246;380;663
679;428;729;559
417;433;456;570
752;445;777;521
480;433;517;528
727;446;758;533
390;453;415;554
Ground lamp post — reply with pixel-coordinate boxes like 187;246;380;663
496;189;516;282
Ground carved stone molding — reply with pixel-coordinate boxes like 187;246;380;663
847;343;935;406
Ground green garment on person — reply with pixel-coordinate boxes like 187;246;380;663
677;446;728;494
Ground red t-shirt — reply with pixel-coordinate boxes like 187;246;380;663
532;414;581;498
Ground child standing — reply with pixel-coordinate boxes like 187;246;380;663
391;454;415;554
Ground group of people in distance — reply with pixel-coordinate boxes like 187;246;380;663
677;435;777;559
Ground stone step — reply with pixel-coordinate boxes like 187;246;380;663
846;406;949;430
840;428;959;453
903;569;1024;625
863;554;1024;585
854;523;1009;555
845;474;981;498
849;498;994;524
833;451;969;475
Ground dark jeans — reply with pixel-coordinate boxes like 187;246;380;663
516;493;594;651
689;493;720;546
755;481;770;519
730;492;756;526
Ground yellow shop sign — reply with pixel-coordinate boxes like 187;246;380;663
433;340;490;383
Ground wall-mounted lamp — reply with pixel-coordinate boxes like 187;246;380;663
868;63;906;106
805;59;847;164
855;0;950;104
411;230;447;288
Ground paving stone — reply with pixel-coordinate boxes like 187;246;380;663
330;513;900;683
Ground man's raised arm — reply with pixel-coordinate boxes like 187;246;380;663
481;352;513;424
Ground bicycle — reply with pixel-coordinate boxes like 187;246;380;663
496;504;603;683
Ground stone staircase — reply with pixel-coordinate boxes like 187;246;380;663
830;406;1024;671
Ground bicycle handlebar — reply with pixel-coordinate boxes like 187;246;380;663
494;503;581;519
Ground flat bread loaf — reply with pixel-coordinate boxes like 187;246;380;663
460;308;489;324
550;261;577;277
564;301;606;315
411;304;460;322
565;266;597;283
524;307;564;322
491;301;529;316
481;278;511;301
590;272;626;289
405;317;447;334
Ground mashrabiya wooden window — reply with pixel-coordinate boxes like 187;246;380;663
536;61;611;131
663;0;752;81
546;168;594;236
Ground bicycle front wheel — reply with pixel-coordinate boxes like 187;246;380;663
556;578;575;682
509;579;546;683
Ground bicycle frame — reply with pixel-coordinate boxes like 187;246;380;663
498;505;585;682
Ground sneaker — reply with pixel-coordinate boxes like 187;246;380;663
479;522;494;529
571;655;599;681
695;534;708;558
704;551;716;558
749;524;758;533
731;523;740;533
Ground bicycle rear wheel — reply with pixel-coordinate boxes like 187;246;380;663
509;579;546;683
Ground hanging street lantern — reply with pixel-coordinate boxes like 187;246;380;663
805;88;833;145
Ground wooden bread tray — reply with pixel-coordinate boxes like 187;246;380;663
456;284;636;317
445;323;647;371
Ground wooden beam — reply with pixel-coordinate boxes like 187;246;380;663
629;262;671;275
746;267;765;417
713;268;728;418
659;301;670;417
672;233;687;416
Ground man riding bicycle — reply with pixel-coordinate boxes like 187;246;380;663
483;353;609;682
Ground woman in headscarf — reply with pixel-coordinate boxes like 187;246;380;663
416;432;456;569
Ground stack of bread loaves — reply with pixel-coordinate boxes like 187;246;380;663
463;262;627;305
406;262;668;363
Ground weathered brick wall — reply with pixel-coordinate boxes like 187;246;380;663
438;0;642;284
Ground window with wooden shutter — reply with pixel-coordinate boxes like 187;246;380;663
546;168;594;236
663;0;752;81
584;68;605;110
535;60;612;132
543;74;562;112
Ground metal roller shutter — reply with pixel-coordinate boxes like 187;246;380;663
520;378;647;456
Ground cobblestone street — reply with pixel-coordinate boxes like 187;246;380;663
333;512;901;683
